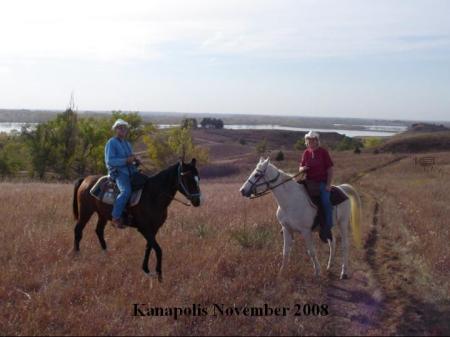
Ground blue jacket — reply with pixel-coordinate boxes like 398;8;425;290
104;137;137;178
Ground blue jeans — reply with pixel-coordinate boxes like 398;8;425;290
111;172;132;219
319;182;333;230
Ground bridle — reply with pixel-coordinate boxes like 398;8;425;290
247;165;304;199
177;162;201;202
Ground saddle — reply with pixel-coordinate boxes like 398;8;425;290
89;172;148;207
298;179;349;242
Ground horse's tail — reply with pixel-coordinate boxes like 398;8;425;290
73;177;84;220
339;184;362;249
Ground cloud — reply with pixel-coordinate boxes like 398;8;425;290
0;0;449;63
0;66;11;73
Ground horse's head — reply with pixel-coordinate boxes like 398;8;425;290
240;157;279;198
177;158;201;207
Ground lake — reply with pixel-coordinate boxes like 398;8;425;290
1;122;406;137
0;122;37;133
159;124;406;137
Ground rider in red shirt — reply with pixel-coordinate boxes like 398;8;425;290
299;131;334;241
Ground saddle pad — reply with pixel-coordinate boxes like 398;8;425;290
297;180;348;208
89;176;143;207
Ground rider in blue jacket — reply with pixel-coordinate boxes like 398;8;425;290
105;119;139;228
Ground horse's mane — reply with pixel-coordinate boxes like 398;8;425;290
145;162;178;187
268;162;295;179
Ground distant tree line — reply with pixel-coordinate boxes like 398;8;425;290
200;118;224;129
180;117;224;129
0;109;208;179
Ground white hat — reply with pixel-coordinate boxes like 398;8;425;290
305;130;319;139
112;119;129;130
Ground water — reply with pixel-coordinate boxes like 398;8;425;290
222;124;403;137
0;122;37;133
2;122;405;137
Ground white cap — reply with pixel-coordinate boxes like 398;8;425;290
112;119;129;130
305;130;320;140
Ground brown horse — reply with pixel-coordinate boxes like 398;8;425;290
72;159;201;281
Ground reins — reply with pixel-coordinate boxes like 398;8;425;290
249;171;305;200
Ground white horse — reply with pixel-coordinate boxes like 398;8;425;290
239;157;362;279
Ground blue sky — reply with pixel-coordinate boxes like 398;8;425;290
0;0;449;121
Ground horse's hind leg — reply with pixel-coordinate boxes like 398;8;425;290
327;234;336;271
339;214;350;279
74;209;94;252
95;216;108;250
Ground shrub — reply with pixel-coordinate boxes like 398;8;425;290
294;139;306;151
275;150;285;161
231;226;272;249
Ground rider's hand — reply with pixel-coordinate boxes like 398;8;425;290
126;155;136;164
300;166;309;172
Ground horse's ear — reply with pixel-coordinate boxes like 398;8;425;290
259;157;264;163
266;156;270;162
191;158;197;167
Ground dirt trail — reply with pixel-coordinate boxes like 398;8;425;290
324;155;449;335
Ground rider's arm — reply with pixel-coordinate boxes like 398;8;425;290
299;150;309;172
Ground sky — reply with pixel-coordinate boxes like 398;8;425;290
0;0;449;121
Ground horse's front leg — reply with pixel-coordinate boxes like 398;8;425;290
150;235;163;282
279;225;293;274
327;233;336;271
142;242;153;275
138;228;156;278
141;231;163;282
303;230;321;277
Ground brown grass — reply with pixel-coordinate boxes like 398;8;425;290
0;151;449;335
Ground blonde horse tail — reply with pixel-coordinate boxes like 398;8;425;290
338;184;362;249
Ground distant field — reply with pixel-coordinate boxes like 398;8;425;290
1;149;449;335
0;108;419;130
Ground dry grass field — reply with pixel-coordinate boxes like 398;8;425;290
1;147;449;335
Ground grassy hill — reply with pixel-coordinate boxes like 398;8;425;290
379;131;450;153
1;151;449;335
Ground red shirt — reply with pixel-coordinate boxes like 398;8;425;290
300;147;334;182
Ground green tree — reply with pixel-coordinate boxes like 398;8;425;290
143;125;208;169
334;136;363;151
23;122;54;179
0;136;29;176
294;138;306;151
181;118;198;129
363;137;383;148
275;150;285;161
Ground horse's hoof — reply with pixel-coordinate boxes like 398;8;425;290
340;273;349;280
144;270;158;278
70;249;80;257
158;275;163;283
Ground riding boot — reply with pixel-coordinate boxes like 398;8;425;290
112;217;126;229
